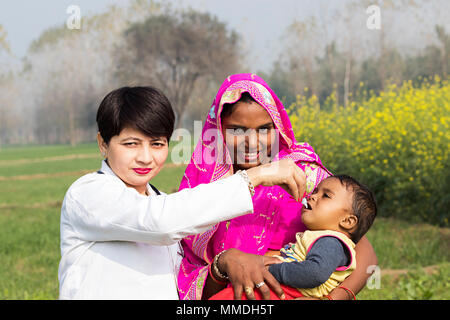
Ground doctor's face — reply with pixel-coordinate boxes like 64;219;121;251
97;126;169;195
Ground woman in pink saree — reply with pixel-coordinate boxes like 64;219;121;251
177;73;377;300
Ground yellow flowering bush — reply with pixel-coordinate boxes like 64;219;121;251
289;78;450;226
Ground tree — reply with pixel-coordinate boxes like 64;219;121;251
0;24;10;55
283;17;322;99
23;1;161;145
27;24;111;145
116;9;241;128
0;24;13;147
435;25;450;78
260;61;296;107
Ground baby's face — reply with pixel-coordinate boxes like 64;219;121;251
301;177;354;231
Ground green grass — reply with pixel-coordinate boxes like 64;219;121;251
0;143;448;299
0;158;100;177
0;206;60;299
0;143;99;161
151;165;187;193
366;218;450;269
0;175;85;206
358;263;450;300
359;218;450;300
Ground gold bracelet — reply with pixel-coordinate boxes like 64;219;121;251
212;250;229;282
208;262;227;285
236;170;255;196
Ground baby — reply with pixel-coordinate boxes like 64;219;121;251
210;174;377;300
268;174;377;299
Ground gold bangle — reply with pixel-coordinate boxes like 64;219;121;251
209;262;227;285
212;250;229;282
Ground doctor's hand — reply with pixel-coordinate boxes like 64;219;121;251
246;158;306;201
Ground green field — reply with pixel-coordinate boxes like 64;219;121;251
0;143;448;299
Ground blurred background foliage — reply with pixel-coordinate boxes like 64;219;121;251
289;78;449;226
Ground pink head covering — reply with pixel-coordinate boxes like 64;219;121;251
177;73;331;300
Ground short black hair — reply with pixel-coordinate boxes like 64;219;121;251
220;92;256;119
96;86;175;144
331;174;377;243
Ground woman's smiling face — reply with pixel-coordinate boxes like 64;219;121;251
221;100;276;170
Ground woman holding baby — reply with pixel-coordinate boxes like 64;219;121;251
177;73;377;300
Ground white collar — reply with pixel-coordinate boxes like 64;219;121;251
100;160;157;196
100;159;116;177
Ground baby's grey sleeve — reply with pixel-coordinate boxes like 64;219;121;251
268;236;350;289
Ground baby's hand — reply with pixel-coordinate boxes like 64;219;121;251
282;243;295;251
264;250;281;257
262;256;283;267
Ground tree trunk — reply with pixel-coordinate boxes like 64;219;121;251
378;30;386;91
303;57;316;97
344;57;351;109
68;104;76;147
326;45;339;111
441;46;447;78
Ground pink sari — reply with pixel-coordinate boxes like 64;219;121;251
177;73;331;300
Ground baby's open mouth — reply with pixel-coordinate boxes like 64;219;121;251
302;198;312;210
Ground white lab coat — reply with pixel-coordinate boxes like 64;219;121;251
58;161;253;299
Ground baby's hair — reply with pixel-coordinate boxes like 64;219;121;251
331;174;377;243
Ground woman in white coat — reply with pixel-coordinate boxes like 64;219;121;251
58;86;305;299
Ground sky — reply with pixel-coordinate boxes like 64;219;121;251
0;0;347;71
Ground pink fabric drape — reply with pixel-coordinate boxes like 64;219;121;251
177;73;331;300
